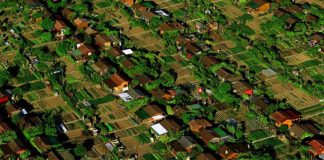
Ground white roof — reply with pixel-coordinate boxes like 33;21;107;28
151;123;168;135
155;10;169;16
21;109;28;115
262;68;276;77
122;49;134;55
118;93;133;102
105;142;114;151
59;124;68;133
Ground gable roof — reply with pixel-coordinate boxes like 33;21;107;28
178;136;197;149
143;105;164;117
160;119;181;131
108;47;123;57
92;59;110;72
189;119;212;132
309;139;324;155
104;74;128;88
196;153;217;160
199;129;220;143
247;0;268;9
138;74;152;85
270;109;301;123
127;89;145;99
232;81;253;95
201;55;219;68
54;20;66;31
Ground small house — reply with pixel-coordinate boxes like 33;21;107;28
53;20;66;32
196;153;217;160
159;22;184;34
72;44;95;61
247;0;271;15
0;139;26;156
104;74;129;93
138;105;165;123
84;27;98;36
121;0;135;7
219;143;250;159
201;55;219;68
108;47;123;58
61;8;75;20
18;114;42;129
91;59;110;76
151;89;173;101
160;119;181;131
289;122;321;139
127;89;145;100
47;151;60;160
33;136;51;152
216;68;242;83
95;34;113;49
0;121;11;133
138;74;152;85
270;109;301;127
198;129;222;144
232;81;253;96
73;18;88;30
189;119;212;132
151;119;181;136
169;136;197;155
308;138;324;157
5;105;21;117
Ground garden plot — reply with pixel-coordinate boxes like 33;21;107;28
100;8;164;51
283;53;313;66
266;78;320;111
218;4;243;19
32;95;66;111
121;136;155;157
114;125;146;138
23;88;52;102
154;0;184;12
310;113;324;126
86;86;107;99
308;0;324;7
0;50;16;63
247;14;273;35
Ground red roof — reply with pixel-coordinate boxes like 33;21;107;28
244;89;253;95
0;96;9;104
309;139;324;155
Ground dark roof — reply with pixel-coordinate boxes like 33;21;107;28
0;121;11;133
270;109;301;123
196;153;217;160
160;119;181;131
199;129;220;143
201;56;219;68
138;74;152;85
108;47;123;57
127;89;145;99
143;105;164;117
104;74;128;88
0;140;26;155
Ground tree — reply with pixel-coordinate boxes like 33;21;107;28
0;70;11;87
47;0;67;12
0;131;17;143
40;17;54;31
40;32;53;43
73;145;87;157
